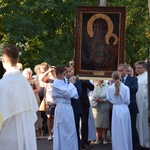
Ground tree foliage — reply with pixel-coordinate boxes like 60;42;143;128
108;0;150;66
0;0;149;70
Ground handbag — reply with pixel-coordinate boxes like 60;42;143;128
39;99;46;111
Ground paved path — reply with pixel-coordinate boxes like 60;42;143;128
37;136;112;150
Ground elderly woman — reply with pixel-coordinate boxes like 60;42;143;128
22;68;43;137
91;80;110;144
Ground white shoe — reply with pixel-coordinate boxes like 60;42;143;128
103;140;108;144
94;140;100;144
48;135;52;141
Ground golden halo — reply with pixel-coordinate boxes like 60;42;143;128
87;14;118;45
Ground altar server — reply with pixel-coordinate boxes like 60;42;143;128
52;66;78;150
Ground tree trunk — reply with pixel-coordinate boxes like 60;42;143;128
99;0;106;6
148;0;150;19
147;0;150;128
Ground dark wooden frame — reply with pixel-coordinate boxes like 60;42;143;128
74;6;126;79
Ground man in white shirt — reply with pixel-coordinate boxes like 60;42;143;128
135;60;150;148
0;45;38;150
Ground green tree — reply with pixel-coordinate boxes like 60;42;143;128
108;0;150;66
0;0;149;70
0;0;98;69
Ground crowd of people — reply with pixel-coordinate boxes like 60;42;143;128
0;44;150;150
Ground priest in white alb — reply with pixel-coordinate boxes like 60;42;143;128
135;60;150;148
0;45;38;150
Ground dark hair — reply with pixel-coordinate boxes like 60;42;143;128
2;45;19;64
118;64;128;70
55;66;66;76
134;60;147;69
65;64;70;68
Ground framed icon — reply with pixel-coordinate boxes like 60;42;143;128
74;6;126;79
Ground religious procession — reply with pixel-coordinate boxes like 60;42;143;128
0;0;150;150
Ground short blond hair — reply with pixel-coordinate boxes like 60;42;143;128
40;62;50;70
34;64;40;74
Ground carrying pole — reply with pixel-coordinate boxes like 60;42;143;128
148;0;150;149
99;0;106;6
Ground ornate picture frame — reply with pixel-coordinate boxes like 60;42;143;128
74;6;126;79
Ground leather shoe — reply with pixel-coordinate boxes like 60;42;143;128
81;144;91;149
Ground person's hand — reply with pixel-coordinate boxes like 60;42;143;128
47;68;56;79
48;68;55;73
98;98;103;103
94;97;99;102
69;75;76;84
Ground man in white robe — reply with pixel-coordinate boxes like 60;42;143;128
0;45;38;150
52;66;79;150
135;60;150;148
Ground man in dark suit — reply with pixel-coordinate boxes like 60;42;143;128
65;65;83;150
118;64;140;150
80;80;94;149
